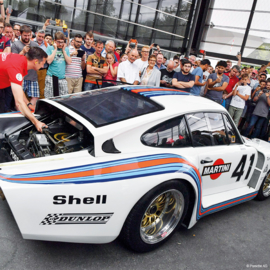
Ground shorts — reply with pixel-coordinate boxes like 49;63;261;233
23;80;40;98
44;75;68;98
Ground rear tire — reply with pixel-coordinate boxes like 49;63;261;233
256;172;270;201
120;180;189;253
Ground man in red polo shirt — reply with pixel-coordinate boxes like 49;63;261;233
223;65;240;110
0;47;48;132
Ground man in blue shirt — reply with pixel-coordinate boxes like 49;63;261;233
172;59;195;92
190;59;211;96
155;53;166;70
45;31;72;98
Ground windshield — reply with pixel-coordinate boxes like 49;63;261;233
52;87;164;127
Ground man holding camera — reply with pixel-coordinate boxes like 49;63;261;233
243;80;270;139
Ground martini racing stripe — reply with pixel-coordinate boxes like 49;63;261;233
0;153;258;220
122;86;191;97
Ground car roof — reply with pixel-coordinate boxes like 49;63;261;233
122;85;226;114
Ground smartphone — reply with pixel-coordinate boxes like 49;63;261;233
77;50;85;58
49;20;56;26
199;49;205;54
7;5;12;14
130;43;135;48
130;39;137;44
237;51;241;55
153;43;158;47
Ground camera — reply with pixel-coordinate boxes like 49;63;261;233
49;20;56;26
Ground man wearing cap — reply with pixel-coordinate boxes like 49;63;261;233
61;23;70;44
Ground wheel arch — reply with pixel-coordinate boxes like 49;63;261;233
119;177;198;235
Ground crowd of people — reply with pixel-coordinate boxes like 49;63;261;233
0;6;270;141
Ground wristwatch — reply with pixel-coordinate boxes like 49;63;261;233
27;102;32;107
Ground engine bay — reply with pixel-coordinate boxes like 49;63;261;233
1;110;94;163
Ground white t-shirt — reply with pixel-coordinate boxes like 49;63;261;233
200;71;210;96
134;58;148;72
230;85;251;109
117;60;140;84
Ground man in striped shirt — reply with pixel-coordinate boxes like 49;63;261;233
66;34;86;94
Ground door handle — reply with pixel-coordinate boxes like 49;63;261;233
201;159;213;164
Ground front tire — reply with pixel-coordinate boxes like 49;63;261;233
120;180;189;253
256;172;270;201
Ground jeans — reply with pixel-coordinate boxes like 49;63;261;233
84;82;98;91
225;96;232;110
243;114;266;138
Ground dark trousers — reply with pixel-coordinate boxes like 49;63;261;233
0;89;5;113
4;87;15;112
243;115;266;138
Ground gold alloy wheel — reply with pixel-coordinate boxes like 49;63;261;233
140;189;184;244
263;174;270;197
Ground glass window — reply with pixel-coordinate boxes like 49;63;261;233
54;88;163;127
186;113;212;147
243;10;270;59
141;116;191;148
223;114;242;144
207;113;228;146
213;0;253;10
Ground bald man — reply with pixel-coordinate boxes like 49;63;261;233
160;60;175;88
117;49;140;85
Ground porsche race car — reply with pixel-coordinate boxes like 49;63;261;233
0;86;269;252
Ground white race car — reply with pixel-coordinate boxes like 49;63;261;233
0;86;269;253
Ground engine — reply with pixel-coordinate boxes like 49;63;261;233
3;115;94;162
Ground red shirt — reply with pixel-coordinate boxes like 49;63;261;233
104;62;119;81
114;51;120;62
224;72;239;94
0;53;28;89
0;34;11;52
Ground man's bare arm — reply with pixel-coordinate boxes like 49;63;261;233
11;83;47;132
208;82;228;92
93;66;109;74
87;65;103;75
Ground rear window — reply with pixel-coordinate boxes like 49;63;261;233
54;88;163;127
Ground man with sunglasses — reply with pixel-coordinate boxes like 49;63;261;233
44;31;72;98
13;23;20;40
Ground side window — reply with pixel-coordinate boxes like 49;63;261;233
186;113;212;147
223;114;242;144
206;113;229;145
141;116;191;148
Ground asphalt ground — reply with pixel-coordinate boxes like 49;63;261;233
0;197;269;270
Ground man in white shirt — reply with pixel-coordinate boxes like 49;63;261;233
228;74;251;126
117;49;140;85
134;45;150;73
